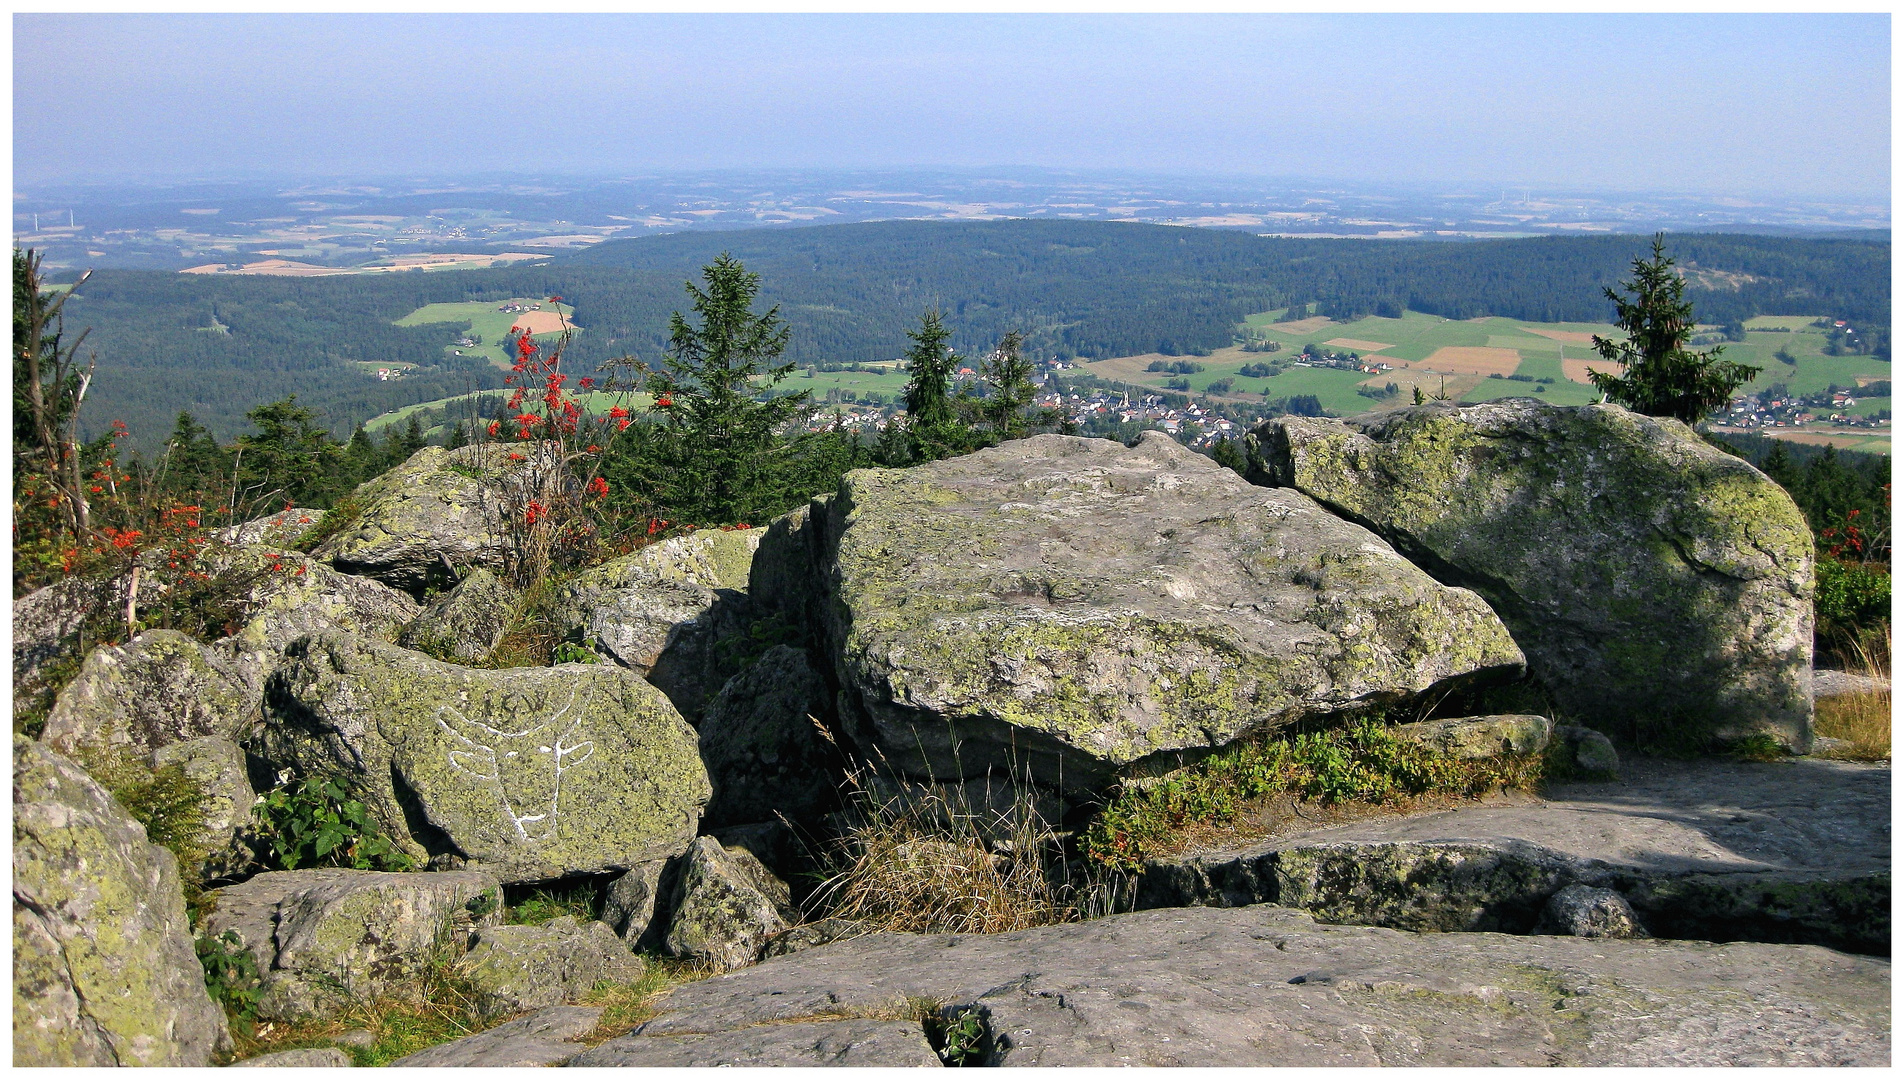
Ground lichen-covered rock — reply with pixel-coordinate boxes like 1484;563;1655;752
457;916;645;1018
664;836;797;972
259;631;709;880
697;645;838;830
1394;714;1551;761
796;432;1523;794
150;736;256;882
218;507;326;548
1557;724;1620;776
553;527;762;719
398;567;517;662
42;629;256;760
313;444;514;594
13;737;230;1065
230;1046;353;1067
12;575;116;715
1251;401;1815;750
602;858;671;948
1536;884;1649;939
199;867;501;1021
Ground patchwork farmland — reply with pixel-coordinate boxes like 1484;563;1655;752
394;298;580;368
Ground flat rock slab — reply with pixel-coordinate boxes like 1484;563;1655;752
571;1018;941;1067
618;905;1887;1066
1138;757;1889;954
391;1006;601;1067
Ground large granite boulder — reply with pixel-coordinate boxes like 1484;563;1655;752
696;644;839;830
765;432;1523;794
199;867;501;1021
41;629;255;760
1249;401;1815;751
13;737;230;1065
259;631;710;880
12;575;116;716
210;545;422;702
218;507;326;548
312;444;514;594
397;567;517;662
457;916;645;1018
391;1005;602;1066
553;527;762;719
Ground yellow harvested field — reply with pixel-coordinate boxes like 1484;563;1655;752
508;310;571;334
1518;327;1599;344
1403;347;1521;376
1562;357;1623;384
1323;337;1395;353
1262;317;1335;335
1358;369;1483;406
1764;430;1892;452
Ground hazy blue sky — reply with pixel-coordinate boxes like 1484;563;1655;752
14;13;1890;200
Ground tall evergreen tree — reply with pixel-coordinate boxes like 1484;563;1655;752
979;329;1038;440
1588;235;1761;424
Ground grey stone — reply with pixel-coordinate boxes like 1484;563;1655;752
398;568;517;662
663;836;796;972
329;1029;376;1048
783;432;1523;797
12;575;116;716
218;508;326;548
390;1005;602;1067
150;736;256;882
1813;668;1889;699
1557;724;1620;776
210;545;422;701
1536;884;1648;939
1134;756;1888;955
623;904;1888;1066
42;630;256;761
571;1018;941;1067
229;1047;352;1067
1394;714;1551;760
258;631;710;881
199;867;501;1021
1251;402;1815;751
602;858;671;947
458;916;645;1018
697;645;838;830
759;918;871;960
552;527;763;720
313;443;518;595
13;737;230;1066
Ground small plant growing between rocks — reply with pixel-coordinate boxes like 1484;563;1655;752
78;748;213;886
197;930;266;1022
253;776;415;872
925;1004;990;1066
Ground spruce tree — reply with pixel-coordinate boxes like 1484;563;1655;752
1588;235;1761;424
980;330;1037;440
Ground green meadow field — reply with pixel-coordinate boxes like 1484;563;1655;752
394;299;579;368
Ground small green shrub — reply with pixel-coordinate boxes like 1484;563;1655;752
928;1006;988;1066
198;930;266;1020
505;885;597;926
80;750;212;878
550;641;600;665
1081;719;1541;872
254;776;415;872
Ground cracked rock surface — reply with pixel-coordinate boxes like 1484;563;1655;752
609;904;1887;1066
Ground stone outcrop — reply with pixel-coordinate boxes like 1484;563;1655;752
1133;756;1887;955
457;916;644;1018
397;567;517;662
218;507;326;548
1393;714;1551;760
149;736;256;882
230;1047;353;1067
696;644;839;830
618;904;1889;1066
663;836;798;972
765;432;1523;794
573;1018;944;1067
602;858;671;948
553;527;763;719
41;629;256;760
199;867;501;1021
312;444;515;594
13;738;230;1066
391;1005;602;1067
1250;401;1815;750
259;631;710;880
1535;884;1648;939
12;576;115;715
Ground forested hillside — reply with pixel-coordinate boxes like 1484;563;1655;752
51;220;1888;450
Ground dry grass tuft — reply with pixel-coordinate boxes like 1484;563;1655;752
803;754;1080;936
580;958;713;1044
1816;624;1892;762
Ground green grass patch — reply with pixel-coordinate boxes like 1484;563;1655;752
394;299;579;367
1081;719;1543;872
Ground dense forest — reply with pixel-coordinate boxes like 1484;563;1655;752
47;220;1889;450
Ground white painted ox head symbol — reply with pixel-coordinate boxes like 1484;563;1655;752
434;685;593;841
